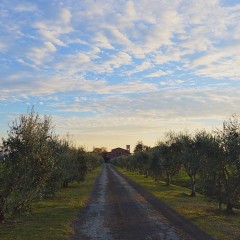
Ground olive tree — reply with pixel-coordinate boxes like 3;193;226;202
176;131;206;196
216;115;240;213
199;115;240;213
0;109;55;222
149;146;163;182
198;133;225;210
156;132;181;186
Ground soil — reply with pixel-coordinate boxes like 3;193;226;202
71;164;215;240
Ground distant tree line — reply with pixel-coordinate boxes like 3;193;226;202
112;115;240;214
0;109;103;223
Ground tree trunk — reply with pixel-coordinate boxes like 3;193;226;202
166;173;170;186
190;175;196;197
0;196;5;223
63;181;69;188
218;201;222;210
226;199;233;214
218;179;222;210
0;210;4;223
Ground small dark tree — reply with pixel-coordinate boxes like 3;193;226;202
134;141;150;153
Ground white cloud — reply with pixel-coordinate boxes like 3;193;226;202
55;51;98;75
60;8;72;23
146;70;170;78
54;49;132;76
128;61;152;75
28;41;57;65
94;32;114;49
106;51;132;68
125;1;138;19
160;80;184;86
104;25;131;46
192;43;240;67
190;43;240;79
96;80;157;94
0;42;6;51
37;27;66;47
55;85;240;124
47;84;239;148
14;3;37;12
1;69;159;97
33;8;73;47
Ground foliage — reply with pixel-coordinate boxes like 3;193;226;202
200;115;240;213
93;147;108;162
85;152;104;171
134;141;150;153
176;131;208;196
0;108;102;223
0;109;56;221
111;155;132;170
156;132;181;186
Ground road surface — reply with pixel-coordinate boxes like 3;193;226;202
71;164;215;240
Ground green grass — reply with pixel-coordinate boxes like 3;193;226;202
0;167;102;240
116;167;240;240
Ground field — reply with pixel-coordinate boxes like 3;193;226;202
116;167;240;240
0;167;101;240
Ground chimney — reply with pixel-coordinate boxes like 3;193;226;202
126;145;130;153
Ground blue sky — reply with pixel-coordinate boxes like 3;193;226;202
1;0;240;151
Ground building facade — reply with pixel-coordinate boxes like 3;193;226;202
106;147;130;160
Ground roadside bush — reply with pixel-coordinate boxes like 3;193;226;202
85;152;103;172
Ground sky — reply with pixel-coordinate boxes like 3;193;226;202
1;0;240;151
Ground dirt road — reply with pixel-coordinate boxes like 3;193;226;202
71;164;215;240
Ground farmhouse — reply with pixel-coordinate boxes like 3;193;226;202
106;146;130;160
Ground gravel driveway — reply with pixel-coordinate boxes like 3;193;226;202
71;164;215;240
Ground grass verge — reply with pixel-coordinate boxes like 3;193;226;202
0;166;102;240
116;167;240;240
